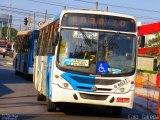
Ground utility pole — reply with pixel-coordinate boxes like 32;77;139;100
44;9;47;22
106;6;108;12
7;0;12;43
96;1;98;10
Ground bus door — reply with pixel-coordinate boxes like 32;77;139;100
16;53;21;71
33;55;40;90
36;56;47;95
41;56;48;96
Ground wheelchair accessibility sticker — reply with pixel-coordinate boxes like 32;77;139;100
97;62;108;73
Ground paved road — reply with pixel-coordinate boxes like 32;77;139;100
0;56;157;120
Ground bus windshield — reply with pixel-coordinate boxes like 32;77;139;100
58;29;136;75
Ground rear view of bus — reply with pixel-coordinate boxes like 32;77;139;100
13;30;38;77
34;10;137;115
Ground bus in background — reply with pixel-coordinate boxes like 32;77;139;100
13;30;38;78
34;10;137;115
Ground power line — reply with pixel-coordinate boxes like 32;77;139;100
74;0;160;14
0;4;54;17
1;5;159;22
25;0;160;21
26;0;79;9
0;0;159;26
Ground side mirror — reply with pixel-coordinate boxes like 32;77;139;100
156;73;160;88
139;36;145;48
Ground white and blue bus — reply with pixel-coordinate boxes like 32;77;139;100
34;10;137;115
13;30;38;78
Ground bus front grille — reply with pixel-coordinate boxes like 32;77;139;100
80;93;108;100
96;79;121;85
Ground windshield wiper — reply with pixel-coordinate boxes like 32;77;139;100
78;28;91;46
104;32;120;48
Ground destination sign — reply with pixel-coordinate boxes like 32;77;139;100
62;13;136;32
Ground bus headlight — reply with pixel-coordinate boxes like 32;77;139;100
120;88;125;92
58;77;73;90
115;84;134;93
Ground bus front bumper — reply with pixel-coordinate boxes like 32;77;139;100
51;84;134;109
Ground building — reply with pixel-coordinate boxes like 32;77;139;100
137;21;156;46
0;14;12;38
137;21;160;71
0;14;12;27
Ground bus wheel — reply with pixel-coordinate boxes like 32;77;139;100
47;100;56;112
37;92;46;101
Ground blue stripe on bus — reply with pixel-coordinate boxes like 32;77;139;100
46;56;53;99
61;73;96;92
28;30;38;68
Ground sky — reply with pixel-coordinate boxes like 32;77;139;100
0;0;160;30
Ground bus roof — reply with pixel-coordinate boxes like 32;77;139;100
17;31;32;36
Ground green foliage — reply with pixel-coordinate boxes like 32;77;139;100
147;33;160;48
1;27;17;42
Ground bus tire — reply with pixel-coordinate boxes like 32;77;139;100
37;92;46;101
47;100;56;112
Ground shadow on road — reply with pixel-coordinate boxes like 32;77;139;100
58;103;130;119
0;84;14;97
0;68;32;97
0;68;32;84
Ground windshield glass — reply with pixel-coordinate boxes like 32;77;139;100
57;29;136;75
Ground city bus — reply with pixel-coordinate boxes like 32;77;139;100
13;30;38;78
34;10;137;115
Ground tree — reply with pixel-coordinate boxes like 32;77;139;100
146;33;160;56
147;33;160;48
1;27;17;42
